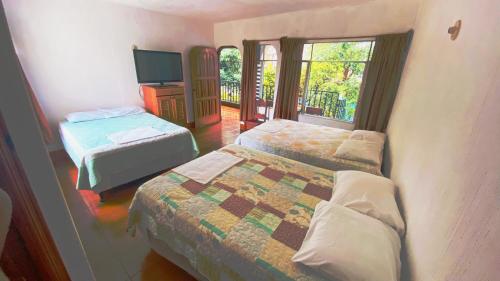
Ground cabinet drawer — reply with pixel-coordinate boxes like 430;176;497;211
156;87;184;96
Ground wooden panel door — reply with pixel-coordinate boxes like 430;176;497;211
189;47;221;127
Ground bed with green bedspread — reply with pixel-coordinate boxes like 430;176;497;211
60;112;198;193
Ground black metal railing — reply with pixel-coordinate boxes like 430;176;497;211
221;81;241;105
221;81;276;105
300;87;348;121
258;84;275;102
220;81;349;121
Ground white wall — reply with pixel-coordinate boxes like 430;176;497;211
0;2;94;279
3;0;214;148
214;0;420;49
385;0;500;280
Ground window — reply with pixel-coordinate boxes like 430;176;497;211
299;40;375;122
257;45;277;101
256;44;277;121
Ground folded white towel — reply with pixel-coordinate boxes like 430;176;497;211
107;127;165;144
173;151;244;184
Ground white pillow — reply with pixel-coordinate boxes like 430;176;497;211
66;109;108;123
102;106;145;117
350;130;386;144
66;106;144;122
292;202;401;281
334;139;383;166
331;170;405;235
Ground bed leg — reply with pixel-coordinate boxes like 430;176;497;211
98;192;105;202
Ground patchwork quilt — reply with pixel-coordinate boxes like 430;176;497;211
235;119;382;175
128;144;336;281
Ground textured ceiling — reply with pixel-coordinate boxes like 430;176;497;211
107;0;372;22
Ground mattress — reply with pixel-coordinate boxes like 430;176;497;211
128;144;335;281
59;112;199;193
235;119;382;175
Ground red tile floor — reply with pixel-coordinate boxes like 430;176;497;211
50;106;240;281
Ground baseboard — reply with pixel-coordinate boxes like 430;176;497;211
221;101;240;109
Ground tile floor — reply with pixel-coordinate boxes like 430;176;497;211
50;106;240;281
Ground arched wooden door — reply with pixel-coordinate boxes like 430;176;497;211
189;47;221;127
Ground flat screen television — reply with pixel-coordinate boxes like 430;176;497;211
133;49;183;84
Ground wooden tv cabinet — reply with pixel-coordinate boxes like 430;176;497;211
142;85;187;126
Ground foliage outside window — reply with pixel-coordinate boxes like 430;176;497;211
257;45;277;101
219;48;242;84
299;41;375;122
219;47;242;104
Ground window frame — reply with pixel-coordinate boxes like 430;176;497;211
257;44;278;100
300;38;375;124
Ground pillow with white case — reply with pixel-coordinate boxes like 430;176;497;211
334;139;383;166
66;106;144;122
331;170;405;235
349;130;386;144
292;201;401;281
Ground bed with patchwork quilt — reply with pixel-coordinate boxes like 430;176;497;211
128;144;336;281
235;119;385;175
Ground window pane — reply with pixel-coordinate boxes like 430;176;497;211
302;44;312;60
310;43;335;61
263;45;277;60
261;61;276;100
298;62;309;111
306;60;366;122
311;41;373;62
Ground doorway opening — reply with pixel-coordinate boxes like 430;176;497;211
255;44;278;121
218;46;242;107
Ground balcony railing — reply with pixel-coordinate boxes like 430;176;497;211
220;81;275;106
221;81;241;105
300;88;348;121
258;84;275;102
220;81;349;122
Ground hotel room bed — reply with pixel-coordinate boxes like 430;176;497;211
235;119;385;175
128;144;336;281
59;107;199;195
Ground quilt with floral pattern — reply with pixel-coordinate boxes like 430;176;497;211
235;119;382;175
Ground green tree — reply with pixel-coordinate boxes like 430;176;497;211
303;42;372;121
262;63;276;88
219;48;242;83
260;62;276;100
